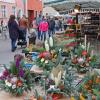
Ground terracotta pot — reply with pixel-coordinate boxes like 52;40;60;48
52;93;63;99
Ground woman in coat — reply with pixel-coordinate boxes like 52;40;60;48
8;15;19;52
39;17;48;41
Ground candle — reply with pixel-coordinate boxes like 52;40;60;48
87;42;90;52
85;35;87;49
91;50;94;57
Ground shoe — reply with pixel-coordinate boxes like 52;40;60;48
11;47;16;52
11;49;15;52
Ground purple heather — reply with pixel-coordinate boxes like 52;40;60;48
19;68;24;77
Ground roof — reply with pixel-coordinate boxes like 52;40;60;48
45;1;100;14
43;6;60;16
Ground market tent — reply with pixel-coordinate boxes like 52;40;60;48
43;6;60;17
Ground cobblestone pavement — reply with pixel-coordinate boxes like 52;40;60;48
0;32;24;65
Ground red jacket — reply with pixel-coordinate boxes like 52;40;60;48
39;21;48;32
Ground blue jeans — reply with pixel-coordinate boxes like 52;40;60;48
41;31;46;41
37;27;41;40
11;39;16;51
48;29;55;37
38;30;41;40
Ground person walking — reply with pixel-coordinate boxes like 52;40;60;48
48;17;55;37
36;14;42;40
8;15;19;52
19;15;28;41
39;17;48;41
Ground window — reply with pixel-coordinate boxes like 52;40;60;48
12;6;16;16
1;5;6;18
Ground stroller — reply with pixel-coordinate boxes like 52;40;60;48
17;29;27;47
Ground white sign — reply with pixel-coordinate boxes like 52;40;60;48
0;0;15;3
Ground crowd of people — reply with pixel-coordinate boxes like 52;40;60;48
1;14;75;52
7;14;66;52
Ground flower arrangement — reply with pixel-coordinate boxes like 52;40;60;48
71;44;97;73
78;71;100;99
36;51;55;71
0;54;33;96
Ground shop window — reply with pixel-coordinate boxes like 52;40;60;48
12;6;16;16
1;5;6;18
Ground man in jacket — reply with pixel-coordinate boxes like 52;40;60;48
48;17;55;37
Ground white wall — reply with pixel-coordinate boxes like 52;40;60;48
0;0;15;3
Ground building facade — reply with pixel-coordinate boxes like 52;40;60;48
0;0;43;25
0;0;24;23
27;0;43;24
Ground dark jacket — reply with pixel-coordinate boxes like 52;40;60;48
48;19;55;30
8;20;19;39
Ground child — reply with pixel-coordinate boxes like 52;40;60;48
28;25;36;45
